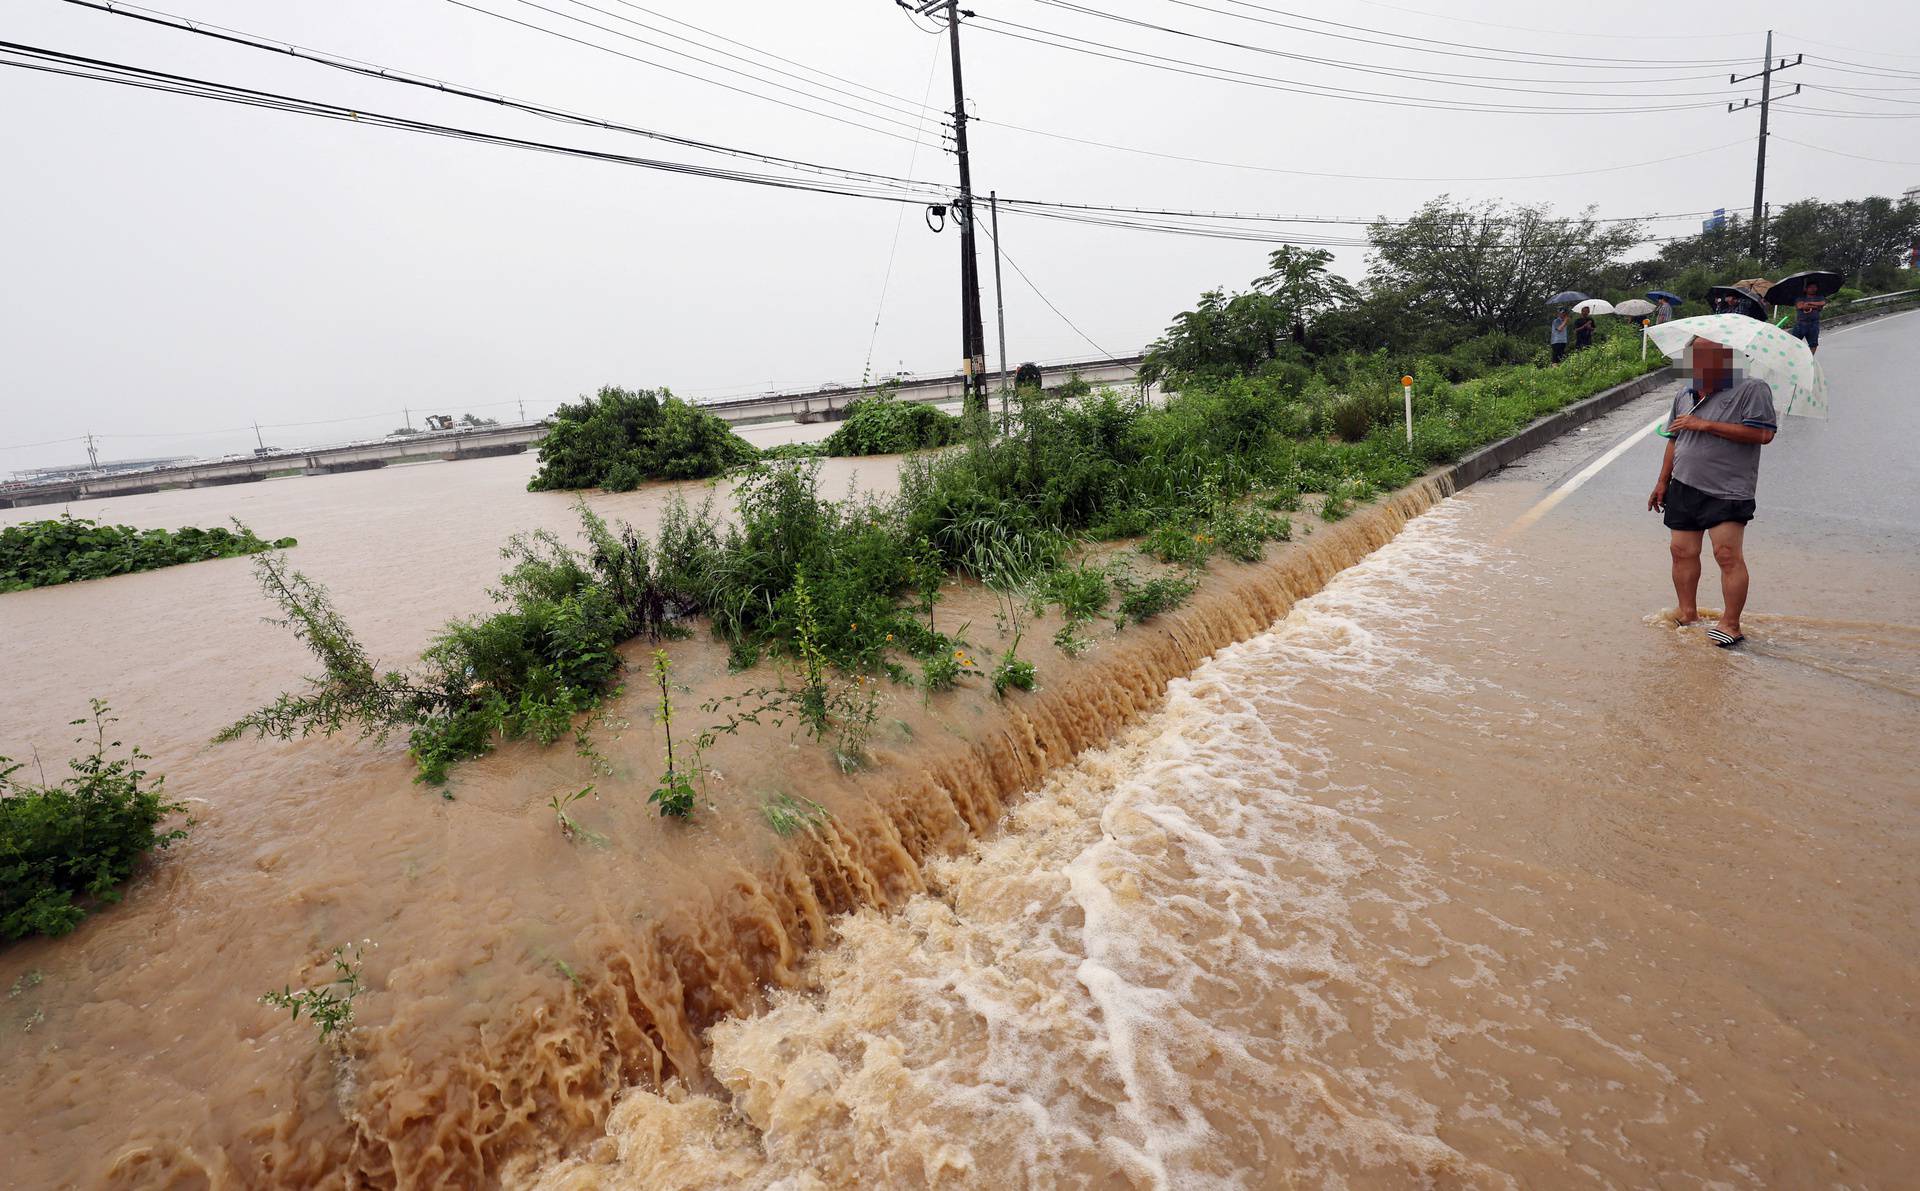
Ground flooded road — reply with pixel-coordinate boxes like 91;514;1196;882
534;314;1920;1188
3;315;1916;1187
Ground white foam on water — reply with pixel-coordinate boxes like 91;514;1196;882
527;499;1660;1189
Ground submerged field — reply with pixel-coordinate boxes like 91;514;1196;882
1;330;1666;1184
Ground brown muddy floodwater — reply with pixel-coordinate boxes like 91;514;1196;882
4;373;1918;1188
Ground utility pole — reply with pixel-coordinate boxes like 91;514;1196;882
253;420;266;451
989;190;1009;427
518;397;526;422
84;431;99;471
403;405;413;432
1728;31;1801;263
908;0;986;417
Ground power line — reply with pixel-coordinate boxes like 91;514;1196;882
440;0;936;145
1336;0;1758;43
977;216;1112;358
1773;134;1920;166
976;119;1753;182
468;0;947;137
970;16;1736;114
1142;0;1755;68
535;0;943;124
587;0;942;100
1773;104;1920;118
0;42;945;204
58;0;951;196
993;197;1736;229
1023;0;1750;95
864;38;948;380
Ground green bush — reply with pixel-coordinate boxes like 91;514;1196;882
822;390;961;456
1;516;294;593
528;386;757;492
2;701;188;941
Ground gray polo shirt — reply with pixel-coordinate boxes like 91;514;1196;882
1670;379;1778;501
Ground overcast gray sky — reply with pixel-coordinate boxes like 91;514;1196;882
3;0;1917;472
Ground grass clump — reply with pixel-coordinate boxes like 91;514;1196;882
1113;570;1197;625
762;793;830;837
1;515;294;593
822;389;961;456
528;385;757;492
1;701;188;941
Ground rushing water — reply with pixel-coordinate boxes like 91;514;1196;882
4;360;1918;1186
529;396;1920;1187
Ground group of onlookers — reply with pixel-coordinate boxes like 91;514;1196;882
1549;283;1827;365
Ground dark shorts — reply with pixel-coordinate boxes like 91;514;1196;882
1663;478;1755;532
1792;321;1820;347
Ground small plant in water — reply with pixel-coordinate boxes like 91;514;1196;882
648;652;697;818
547;785;602;842
261;943;369;1045
991;653;1037;697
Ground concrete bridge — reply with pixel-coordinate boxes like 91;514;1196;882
0;423;544;508
693;354;1150;424
2;353;1150;508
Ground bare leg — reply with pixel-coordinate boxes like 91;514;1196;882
1709;521;1749;636
1669;530;1704;625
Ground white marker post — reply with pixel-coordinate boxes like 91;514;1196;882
1401;374;1414;445
1641;318;1650;362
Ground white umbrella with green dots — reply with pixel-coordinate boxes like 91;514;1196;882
1645;312;1828;420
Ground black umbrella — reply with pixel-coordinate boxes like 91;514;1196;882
1765;270;1846;305
1646;290;1685;306
1547;290;1587;307
1706;285;1769;320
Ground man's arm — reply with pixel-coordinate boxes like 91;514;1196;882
1668;414;1775;445
1649;438;1676;510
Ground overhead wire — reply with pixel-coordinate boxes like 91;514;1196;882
471;0;946;137
1335;0;1757;43
1144;0;1754;67
533;0;944;124
1772;134;1920;166
978;216;1114;357
973;119;1753;182
0;42;948;204
441;0;937;144
970;15;1740;114
567;0;937;107
57;0;951;195
1023;0;1749;94
864;36;948;380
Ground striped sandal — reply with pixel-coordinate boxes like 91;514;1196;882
1706;627;1745;649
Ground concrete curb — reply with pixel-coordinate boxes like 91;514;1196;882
1446;366;1679;492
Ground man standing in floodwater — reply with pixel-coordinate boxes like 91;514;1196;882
1647;338;1779;648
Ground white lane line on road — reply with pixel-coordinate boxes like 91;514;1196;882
1502;412;1668;539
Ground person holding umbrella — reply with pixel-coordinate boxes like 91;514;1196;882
1764;271;1845;356
1573;308;1597;351
1646;333;1781;648
1655;296;1673;323
1550;307;1571;364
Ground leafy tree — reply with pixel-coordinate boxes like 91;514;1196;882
1765;196;1920;288
1254;246;1359;325
1366;197;1642;335
1141;288;1291;385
